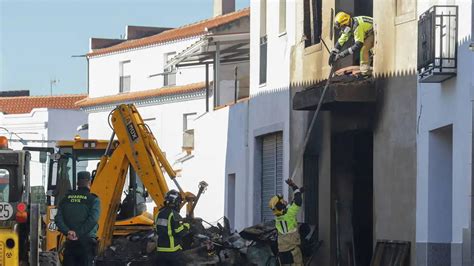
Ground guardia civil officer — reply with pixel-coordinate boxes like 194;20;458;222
56;171;100;266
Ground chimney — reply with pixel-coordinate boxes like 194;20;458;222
213;0;235;17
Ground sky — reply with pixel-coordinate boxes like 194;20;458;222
0;0;249;96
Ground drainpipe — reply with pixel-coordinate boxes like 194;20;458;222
234;66;238;104
471;100;474;264
470;4;473;51
214;43;221;108
72;54;89;94
87;57;90;95
206;63;210;112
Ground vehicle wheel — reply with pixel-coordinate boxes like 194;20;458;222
39;252;59;266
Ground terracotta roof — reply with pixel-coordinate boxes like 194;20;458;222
75;82;206;108
0;94;87;114
88;8;250;57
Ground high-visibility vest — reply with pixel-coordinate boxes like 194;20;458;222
337;16;373;47
275;202;300;235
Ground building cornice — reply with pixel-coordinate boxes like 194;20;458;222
81;89;206;113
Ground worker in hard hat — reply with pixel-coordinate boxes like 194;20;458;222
329;11;374;75
155;189;190;265
269;179;304;266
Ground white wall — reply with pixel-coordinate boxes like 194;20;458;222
179;100;251;230
86;27;235;224
48;109;88;142
223;102;249;230
88;37;208;98
0;110;49;188
180;108;231;224
87;96;218;215
86;13;252;226
0;108;87;187
88;98;206;160
237;0;298;227
416;0;473;251
250;0;295;96
217;61;250;106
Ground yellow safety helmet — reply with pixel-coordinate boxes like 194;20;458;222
269;194;288;216
334;11;351;29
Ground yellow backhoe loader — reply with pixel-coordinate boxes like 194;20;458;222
91;103;205;256
37;103;206;264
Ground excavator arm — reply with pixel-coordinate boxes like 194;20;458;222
90;104;199;254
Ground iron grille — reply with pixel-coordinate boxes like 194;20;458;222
418;6;458;83
370;240;410;266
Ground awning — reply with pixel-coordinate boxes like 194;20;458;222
164;32;250;69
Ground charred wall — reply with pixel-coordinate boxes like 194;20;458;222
373;74;417;266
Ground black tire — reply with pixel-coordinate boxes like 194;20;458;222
39;252;59;266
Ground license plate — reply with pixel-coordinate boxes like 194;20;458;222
0;203;13;220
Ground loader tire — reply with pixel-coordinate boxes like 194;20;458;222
39;252;59;266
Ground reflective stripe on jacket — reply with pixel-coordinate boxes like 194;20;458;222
337;16;373;48
155;207;190;252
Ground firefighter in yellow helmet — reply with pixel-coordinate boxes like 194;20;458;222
329;11;374;75
269;179;304;266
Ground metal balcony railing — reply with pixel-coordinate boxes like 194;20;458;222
418;5;458;83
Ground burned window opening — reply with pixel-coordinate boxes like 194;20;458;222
304;0;323;47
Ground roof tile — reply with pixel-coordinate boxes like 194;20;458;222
75;82;206;108
0;94;87;114
88;8;250;57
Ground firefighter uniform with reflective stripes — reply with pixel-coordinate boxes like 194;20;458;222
155;206;190;265
333;15;374;74
275;188;303;266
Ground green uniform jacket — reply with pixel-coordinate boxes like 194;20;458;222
335;16;373;54
155;207;190;252
55;187;100;239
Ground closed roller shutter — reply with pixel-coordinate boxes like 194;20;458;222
261;132;283;222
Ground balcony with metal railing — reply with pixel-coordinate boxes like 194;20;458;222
418;5;458;83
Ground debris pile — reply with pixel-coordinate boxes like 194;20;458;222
97;217;322;265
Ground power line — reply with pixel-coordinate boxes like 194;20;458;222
0;127;58;144
8;139;56;144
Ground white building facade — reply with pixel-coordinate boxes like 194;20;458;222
225;0;300;230
0;95;88;187
80;8;250;224
416;1;474;265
